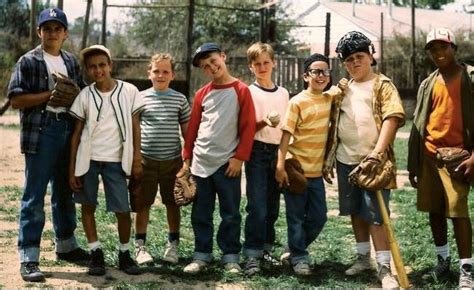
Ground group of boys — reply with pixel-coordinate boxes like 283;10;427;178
7;7;472;289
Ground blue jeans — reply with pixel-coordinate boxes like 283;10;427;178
284;177;327;265
336;161;390;225
243;141;280;258
191;164;242;264
18;116;78;263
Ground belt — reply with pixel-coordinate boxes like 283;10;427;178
44;111;71;120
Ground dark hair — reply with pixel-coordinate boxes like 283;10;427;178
303;53;333;90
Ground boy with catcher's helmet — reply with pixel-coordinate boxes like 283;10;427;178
408;28;473;288
325;31;405;288
7;7;89;282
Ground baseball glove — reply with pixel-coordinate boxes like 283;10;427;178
284;158;308;194
436;147;471;182
174;169;196;206
48;72;81;107
348;151;394;191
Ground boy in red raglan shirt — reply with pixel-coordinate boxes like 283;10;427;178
180;43;256;274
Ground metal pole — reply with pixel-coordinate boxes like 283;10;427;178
411;0;416;88
101;0;107;46
186;0;195;99
82;0;92;49
57;0;63;10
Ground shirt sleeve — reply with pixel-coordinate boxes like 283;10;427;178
182;89;205;160
69;88;87;121
281;99;300;135
131;85;145;115
380;81;405;127
7;56;31;98
179;94;191;124
234;83;256;161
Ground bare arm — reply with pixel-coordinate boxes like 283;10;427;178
131;113;143;180
180;121;189;139
275;130;292;188
69;120;85;192
373;117;399;154
10;91;52;109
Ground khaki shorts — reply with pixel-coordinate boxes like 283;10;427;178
139;156;182;207
417;153;470;218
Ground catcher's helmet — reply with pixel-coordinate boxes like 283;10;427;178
336;31;376;65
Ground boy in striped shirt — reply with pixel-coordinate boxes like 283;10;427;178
134;53;191;265
275;53;342;275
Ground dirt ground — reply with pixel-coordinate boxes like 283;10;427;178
0;112;410;287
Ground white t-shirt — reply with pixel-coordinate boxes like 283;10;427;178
336;78;379;164
249;83;289;145
43;50;68;113
90;86;123;162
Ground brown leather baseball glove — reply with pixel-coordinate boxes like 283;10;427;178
174;169;196;206
348;151;394;191
436;147;471;182
284;158;308;194
48;72;81;107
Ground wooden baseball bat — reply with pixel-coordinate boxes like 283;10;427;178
375;190;410;289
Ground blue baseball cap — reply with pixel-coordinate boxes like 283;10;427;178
37;8;68;29
192;43;221;67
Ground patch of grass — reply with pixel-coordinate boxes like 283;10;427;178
398;119;413;133
0;185;22;200
0;123;20;130
394;138;408;170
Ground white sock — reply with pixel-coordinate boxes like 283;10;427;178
88;241;101;251
375;250;391;266
356;242;370;255
119;242;130;252
136;239;145;247
435;244;450;260
460;258;472;269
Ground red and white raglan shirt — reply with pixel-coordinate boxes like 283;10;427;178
183;80;256;178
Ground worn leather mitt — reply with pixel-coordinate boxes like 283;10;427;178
48;72;81;107
436;147;471;182
174;169;196;206
348;151;394;191
285;158;308;194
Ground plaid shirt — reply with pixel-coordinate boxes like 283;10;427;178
7;45;83;154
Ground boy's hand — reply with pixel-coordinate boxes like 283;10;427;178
408;173;418;188
275;166;289;188
263;111;280;128
225;158;242;177
131;160;143;181
177;160;190;178
69;175;83;192
456;152;474;182
337;78;349;92
322;167;334;184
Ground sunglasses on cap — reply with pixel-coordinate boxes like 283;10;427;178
306;68;331;77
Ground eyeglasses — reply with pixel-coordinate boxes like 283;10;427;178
306;68;331;77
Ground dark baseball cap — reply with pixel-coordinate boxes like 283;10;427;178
192;43;221;67
38;8;68;29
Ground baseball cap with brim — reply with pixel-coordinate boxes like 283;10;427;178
80;45;112;63
38;8;68;29
425;28;456;50
192;43;221;67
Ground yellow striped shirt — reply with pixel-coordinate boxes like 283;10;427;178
282;90;333;177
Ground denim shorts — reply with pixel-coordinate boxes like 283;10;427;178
336;160;390;225
74;161;130;212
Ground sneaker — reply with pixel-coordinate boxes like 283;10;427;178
56;247;90;264
280;249;291;266
459;264;473;289
88;248;106;276
263;250;281;267
377;263;399;289
224;262;242;274
293;262;312;276
135;245;153;265
20;262;45;282
183;260;208;274
244;257;261;275
345;253;372;276
422;255;451;281
118;250;141;275
162;240;179;264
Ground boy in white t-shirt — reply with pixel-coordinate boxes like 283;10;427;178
68;45;144;276
242;42;289;275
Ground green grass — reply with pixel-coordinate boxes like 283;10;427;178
0;123;20;130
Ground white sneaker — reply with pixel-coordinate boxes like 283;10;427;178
183;260;208;274
345;253;373;276
280;249;291;266
293;262;312;276
162;240;179;264
378;264;399;289
224;262;242;274
135;245;153;265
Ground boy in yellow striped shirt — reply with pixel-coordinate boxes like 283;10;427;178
275;53;342;275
